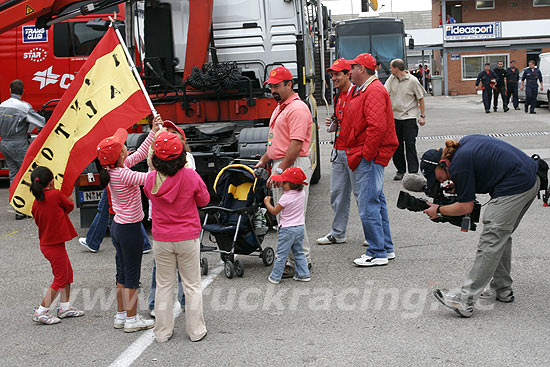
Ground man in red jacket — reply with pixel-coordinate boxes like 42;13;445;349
344;53;399;267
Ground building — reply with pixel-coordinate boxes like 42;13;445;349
410;0;550;95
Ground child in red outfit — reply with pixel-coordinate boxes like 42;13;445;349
30;166;84;325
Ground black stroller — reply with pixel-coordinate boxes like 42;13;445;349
200;163;274;279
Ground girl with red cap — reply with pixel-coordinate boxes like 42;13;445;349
144;131;210;343
96;115;161;333
264;167;311;284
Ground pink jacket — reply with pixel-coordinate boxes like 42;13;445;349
144;168;210;242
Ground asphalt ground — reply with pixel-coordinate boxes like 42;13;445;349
1;95;550;366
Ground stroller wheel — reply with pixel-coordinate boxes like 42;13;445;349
262;247;275;266
220;253;231;262
234;259;244;277
201;257;208;276
224;261;235;279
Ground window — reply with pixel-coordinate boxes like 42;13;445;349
461;54;509;80
534;0;550;6
53;22;116;57
476;1;495;9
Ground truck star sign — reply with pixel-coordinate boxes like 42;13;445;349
444;22;502;41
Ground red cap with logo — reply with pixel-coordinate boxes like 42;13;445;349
265;66;293;85
326;58;351;73
154;131;183;161
97;128;128;166
349;53;377;70
271;167;308;185
163;120;186;142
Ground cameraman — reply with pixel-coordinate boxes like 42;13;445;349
421;135;539;317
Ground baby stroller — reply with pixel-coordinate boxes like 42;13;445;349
200;163;274;279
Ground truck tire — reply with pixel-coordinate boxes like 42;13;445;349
310;119;321;184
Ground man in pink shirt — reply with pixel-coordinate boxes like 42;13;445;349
255;66;313;278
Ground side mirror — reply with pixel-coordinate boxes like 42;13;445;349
408;37;415;50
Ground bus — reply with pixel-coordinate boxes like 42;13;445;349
335;17;407;83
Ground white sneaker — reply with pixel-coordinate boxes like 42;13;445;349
79;238;97;253
316;234;346;245
292;275;311;282
353;254;388;267
363;241;369;247
387;252;395;260
114;316;125;329
124;314;155;333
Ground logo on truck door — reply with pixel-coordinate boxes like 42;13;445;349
32;66;75;89
22;26;47;43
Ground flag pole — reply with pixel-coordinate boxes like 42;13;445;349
110;21;159;119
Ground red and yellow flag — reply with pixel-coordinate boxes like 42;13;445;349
9;27;151;215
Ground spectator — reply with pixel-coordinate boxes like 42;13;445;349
343;53;398;267
0;80;45;219
254;66;313;278
385;58;426;181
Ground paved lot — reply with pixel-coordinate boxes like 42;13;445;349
1;95;550;366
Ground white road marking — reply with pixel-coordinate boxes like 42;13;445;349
109;261;224;367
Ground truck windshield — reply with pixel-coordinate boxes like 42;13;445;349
336;19;405;83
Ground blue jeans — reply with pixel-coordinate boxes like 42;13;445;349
148;259;185;310
86;189;150;251
355;158;394;258
270;225;309;282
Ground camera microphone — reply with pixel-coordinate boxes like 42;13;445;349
402;174;427;193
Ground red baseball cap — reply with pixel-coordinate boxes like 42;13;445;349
97;128;128;166
154;131;183;161
326;58;351;73
163;120;187;142
349;53;377;70
271;167;308;185
265;66;293;85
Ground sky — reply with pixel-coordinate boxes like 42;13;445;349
323;0;432;15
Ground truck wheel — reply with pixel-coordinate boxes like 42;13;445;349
310;119;321;184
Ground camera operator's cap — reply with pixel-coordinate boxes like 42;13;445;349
265;66;293;85
349;53;377;70
271;167;309;185
420;148;443;192
163;120;186;142
154;131;183;161
97;128;128;166
326;58;351;73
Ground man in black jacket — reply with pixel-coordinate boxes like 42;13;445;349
475;64;498;113
493;61;507;112
504;60;520;111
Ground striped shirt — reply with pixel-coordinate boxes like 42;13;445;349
108;130;154;224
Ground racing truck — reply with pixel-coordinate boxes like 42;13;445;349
0;0;327;226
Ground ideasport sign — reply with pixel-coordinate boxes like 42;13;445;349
444;22;502;41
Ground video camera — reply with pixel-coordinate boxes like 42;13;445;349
396;174;481;231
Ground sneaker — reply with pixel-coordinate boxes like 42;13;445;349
493;107;497;112
114;316;125;329
143;245;152;254
293;275;311;282
514;107;520;110
433;288;474;318
282;265;295;279
393;172;404;181
485;110;491;113
124;314;155;333
353;254;388;267
387;252;396;260
150;309;156;318
530;111;537;114
79;238;98;253
504;107;509;112
480;288;514;303
32;309;61;325
57;306;85;319
316;234;346;245
268;276;281;284
363;240;369;247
